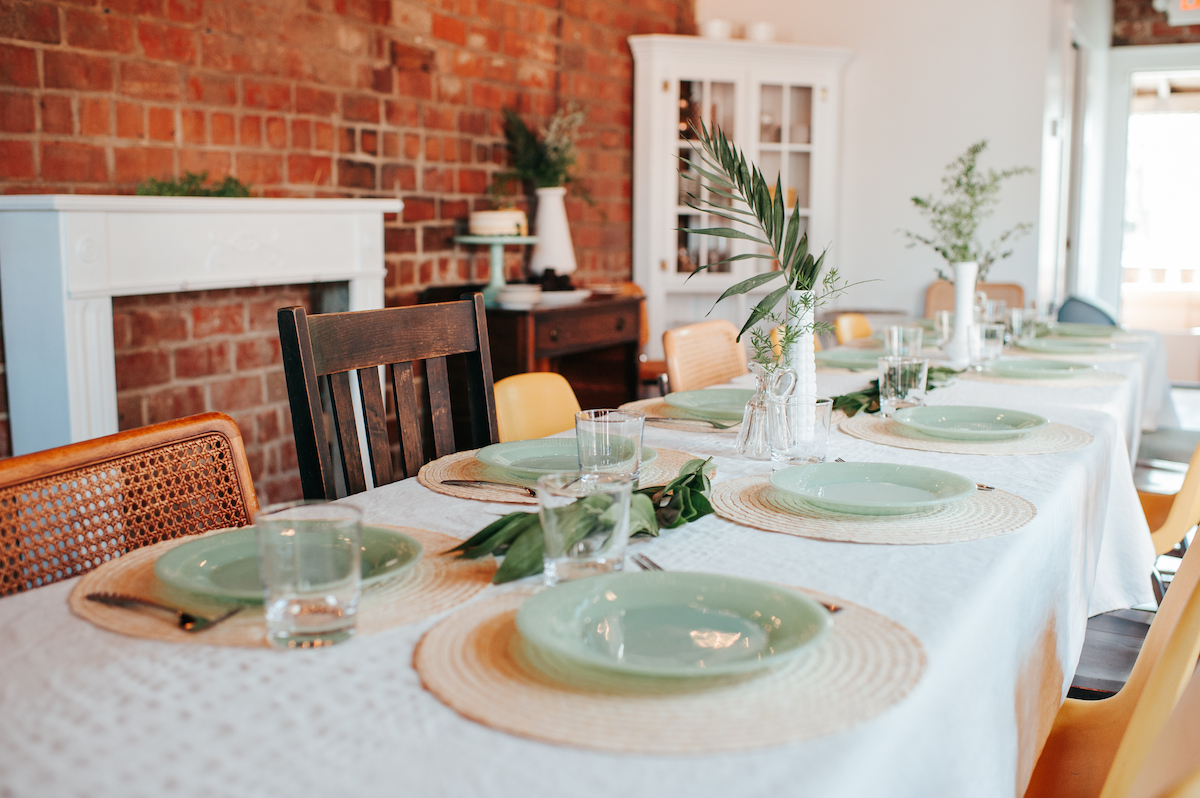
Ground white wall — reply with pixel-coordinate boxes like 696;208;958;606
696;0;1054;315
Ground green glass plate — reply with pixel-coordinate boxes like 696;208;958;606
1049;322;1118;338
985;358;1097;379
815;348;884;371
663;388;755;421
892;405;1049;441
475;438;657;480
770;462;976;516
1015;339;1109;355
154;525;422;602
516;571;831;678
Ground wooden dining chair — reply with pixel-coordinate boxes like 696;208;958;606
662;319;749;393
834;313;872;345
1025;511;1200;798
494;372;582;442
770;325;822;359
924;280;1027;317
0;413;257;597
277;294;499;500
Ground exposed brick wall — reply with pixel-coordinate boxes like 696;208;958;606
1114;0;1200;45
0;0;696;486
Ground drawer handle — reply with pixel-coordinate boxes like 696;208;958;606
615;317;626;332
549;328;561;342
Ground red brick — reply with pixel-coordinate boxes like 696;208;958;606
380;163;414;191
237;152;282;184
342;93;379;123
43;50;114;91
424;136;439;161
138;22;196;64
179;149;231;177
66;10;135;53
116;394;145;430
385;98;419;127
255;408;281;444
113;146;173;183
116;101;143;138
239;114;261;146
337;126;354;153
235;337;281;369
244;79;292;111
337;159;375;189
287;153;330;185
403;133;420;159
313;122;333;151
296;85;336;115
115;350;171;390
180;108;205;143
361;129;377;155
126;308;187;346
432;13;467;45
106;0;165;13
384;227;415;254
148;106;175;140
169;0;201;23
402;196;435;222
185;74;236;106
0;140;35;179
265;116;287;149
0;44;38;87
0;92;34;133
192;304;243;337
120;61;182;100
79;97;111;136
394;71;432;100
441;199;469;220
40;95;73;134
210;376;264;412
210;112;234;144
291;119;311;149
42;141;107;182
5;1;60;44
457;168;488;194
146;385;205;424
382;132;399;157
175;342;230;378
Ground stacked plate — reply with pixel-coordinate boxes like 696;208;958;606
770;462;976;516
475;438;658;481
891;405;1049;441
984;358;1097;379
815;347;884;371
1049;322;1120;338
1015;339;1112;355
496;284;542;310
538;289;592;307
663;388;755;421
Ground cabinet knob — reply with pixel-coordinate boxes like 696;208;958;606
615;317;627;332
549;328;561;342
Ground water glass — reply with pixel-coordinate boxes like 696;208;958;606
885;325;923;357
934;311;954;348
969;323;1006;368
1020;308;1039;341
256;501;362;649
537;472;633;586
878;357;929;416
984;299;1008;324
575;409;645;482
768;396;833;469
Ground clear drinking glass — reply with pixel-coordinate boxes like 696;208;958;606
878;357;929;416
885;325;924;357
984;299;1008;324
256;501;362;649
537;472;633;586
768;396;833;469
934;311;954;349
575;409;645;482
1020;308;1039;341
969;323;1006;368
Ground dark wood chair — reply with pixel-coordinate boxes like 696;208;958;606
277;294;499;500
0;412;258;597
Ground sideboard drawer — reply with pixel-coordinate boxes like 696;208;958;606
534;306;638;354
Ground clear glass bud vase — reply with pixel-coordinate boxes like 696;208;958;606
734;362;773;460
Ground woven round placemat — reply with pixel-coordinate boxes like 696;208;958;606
839;414;1093;456
619;397;741;431
414;587;925;754
68;526;495;648
417;447;705;504
960;369;1126;388
711;476;1036;544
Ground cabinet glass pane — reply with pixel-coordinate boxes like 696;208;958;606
711;82;735;135
678;146;698;206
679;81;702;140
789;87;812;144
760;85;782;143
759;150;781;191
705;219;731;272
677;214;700;273
789;152;811;209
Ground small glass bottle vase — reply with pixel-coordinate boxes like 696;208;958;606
734;362;773;460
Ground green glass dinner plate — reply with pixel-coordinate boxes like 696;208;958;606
474;438;657;480
815;348;884;371
770;462;976;516
891;405;1049;441
985;358;1097;379
1050;322;1119;338
663;388;755;421
154;525;423;602
516;571;831;678
1014;339;1110;355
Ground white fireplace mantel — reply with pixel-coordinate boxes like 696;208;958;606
0;195;402;456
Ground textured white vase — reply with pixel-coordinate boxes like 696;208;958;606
783;288;817;401
944;261;978;369
529;186;576;275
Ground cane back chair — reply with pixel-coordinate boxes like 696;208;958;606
662;319;749;393
0;412;257;597
277;294;499;500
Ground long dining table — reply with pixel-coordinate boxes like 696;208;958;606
0;369;1157;798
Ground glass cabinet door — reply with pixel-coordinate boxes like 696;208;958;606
676;79;736;275
753;83;814;273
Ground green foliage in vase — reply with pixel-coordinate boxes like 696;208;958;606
901;140;1033;282
135;171;252;197
498;105;587;189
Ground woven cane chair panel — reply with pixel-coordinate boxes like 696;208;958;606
0;433;253;597
666;323;748;393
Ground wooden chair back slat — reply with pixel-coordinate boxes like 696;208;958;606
277;294;499;499
389;361;424;479
356;366;393;488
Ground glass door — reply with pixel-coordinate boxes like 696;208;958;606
752;83;813;275
675;79;737;277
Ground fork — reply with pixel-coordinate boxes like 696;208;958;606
646;417;737;430
86;592;243;632
630;553;843;614
835;458;994;491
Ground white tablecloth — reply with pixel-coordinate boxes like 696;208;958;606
0;377;1156;798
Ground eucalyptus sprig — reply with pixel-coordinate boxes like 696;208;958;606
679;121;829;341
447;458;716;584
830;366;961;417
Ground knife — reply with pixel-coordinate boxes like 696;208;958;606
441;479;536;496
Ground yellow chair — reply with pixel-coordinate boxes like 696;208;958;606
834;313;872;345
1125;645;1200;798
770;325;822;359
1138;441;1200;555
1025;442;1200;798
662;320;749;393
493;372;582;442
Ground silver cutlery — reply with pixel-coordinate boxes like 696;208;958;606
630;553;843;614
85;592;243;632
441;479;537;496
836;457;994;491
646;417;737;430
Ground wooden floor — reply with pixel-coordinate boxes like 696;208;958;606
1070;608;1155;699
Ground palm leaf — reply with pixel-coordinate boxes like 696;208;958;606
713;270;784;304
737;284;789;340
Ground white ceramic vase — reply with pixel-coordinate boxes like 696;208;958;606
529;186;577;276
783;288;817;401
944;261;978;369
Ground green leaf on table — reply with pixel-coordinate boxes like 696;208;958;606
491;521;545;584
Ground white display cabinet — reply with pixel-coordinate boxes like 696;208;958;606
629;35;850;358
